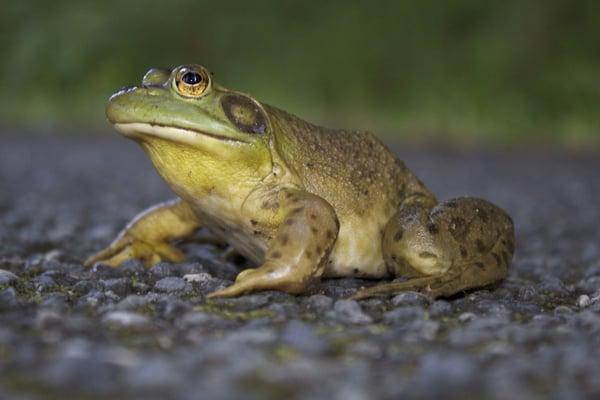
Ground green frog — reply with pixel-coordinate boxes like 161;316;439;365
86;64;515;299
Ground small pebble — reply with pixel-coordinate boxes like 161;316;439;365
183;273;213;283
332;299;373;324
0;269;19;285
154;277;190;293
102;311;152;329
577;294;591;308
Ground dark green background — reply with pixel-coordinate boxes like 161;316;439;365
2;0;599;146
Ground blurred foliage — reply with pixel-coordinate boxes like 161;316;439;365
1;0;599;146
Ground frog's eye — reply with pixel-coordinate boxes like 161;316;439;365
174;66;210;97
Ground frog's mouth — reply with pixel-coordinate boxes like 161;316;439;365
114;122;249;145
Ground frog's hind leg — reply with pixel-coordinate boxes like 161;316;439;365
351;197;514;300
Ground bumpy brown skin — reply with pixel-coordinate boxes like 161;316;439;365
87;64;515;299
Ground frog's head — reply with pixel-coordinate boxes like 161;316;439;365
106;64;275;198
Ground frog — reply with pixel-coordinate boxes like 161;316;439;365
85;64;515;299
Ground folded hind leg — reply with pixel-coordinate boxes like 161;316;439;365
351;197;514;299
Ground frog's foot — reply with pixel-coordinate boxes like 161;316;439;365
350;262;495;300
84;236;185;268
362;197;514;299
207;262;315;298
350;275;450;300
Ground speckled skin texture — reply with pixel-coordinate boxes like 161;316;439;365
87;64;515;298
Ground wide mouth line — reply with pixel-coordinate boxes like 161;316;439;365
115;122;248;144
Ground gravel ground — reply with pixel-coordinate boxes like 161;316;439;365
1;134;599;400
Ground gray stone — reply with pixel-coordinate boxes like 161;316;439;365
383;306;425;324
32;273;57;291
0;287;18;309
72;280;95;295
0;269;18;285
413;353;477;395
41;293;69;311
149;263;175;279
280;320;327;354
156;298;191;319
429;300;453;317
116;295;148;311
391;291;431;307
332;299;373;324
100;278;132;297
154;277;191;293
303;294;333;313
91;263;121;279
102;311;152;329
119;259;146;277
183;272;213;283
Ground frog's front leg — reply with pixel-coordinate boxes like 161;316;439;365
208;189;339;298
85;198;201;267
352;197;514;299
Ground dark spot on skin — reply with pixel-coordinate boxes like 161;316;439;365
427;223;439;235
391;254;397;261
476;239;486;253
221;94;267;134
353;268;359;274
399;206;418;222
305;162;314;168
285;219;295;226
279;234;289;246
477;209;488;222
262;200;279;210
394;229;404;242
266;268;275;273
326;230;334;240
271;251;282;259
316;245;322;254
311;227;318;234
310;213;317;220
363;189;369;196
253;230;260;235
446;200;458;208
492;252;501;266
449;217;468;240
250;219;258;226
285;192;293;199
419;251;437;259
306;250;313;259
291;206;304;215
475;262;485;269
460;246;468;258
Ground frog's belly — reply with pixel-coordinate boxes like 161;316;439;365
189;200;268;265
325;216;389;279
204;218;267;265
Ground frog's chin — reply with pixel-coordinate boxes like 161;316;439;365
113;122;248;146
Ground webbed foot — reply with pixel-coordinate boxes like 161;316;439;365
84;236;185;268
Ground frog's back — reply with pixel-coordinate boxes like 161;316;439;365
266;105;431;218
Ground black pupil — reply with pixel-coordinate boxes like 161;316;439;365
182;71;202;85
